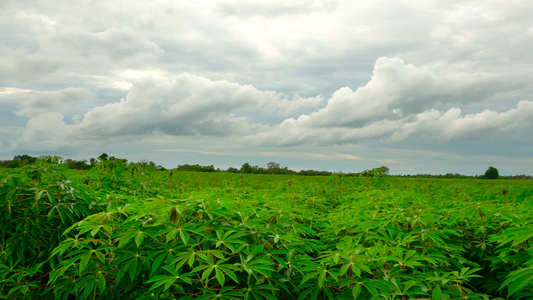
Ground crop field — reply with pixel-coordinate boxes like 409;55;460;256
1;157;532;299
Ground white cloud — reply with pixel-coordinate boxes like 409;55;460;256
50;27;162;61
1;0;533;174
10;112;71;151
0;45;60;82
70;74;277;138
3;87;96;118
441;101;533;142
245;57;533;146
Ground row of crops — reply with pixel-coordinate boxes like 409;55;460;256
1;157;532;299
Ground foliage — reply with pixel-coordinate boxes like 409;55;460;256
176;164;216;172
0;154;38;168
1;159;533;299
360;166;390;177
484;167;500;179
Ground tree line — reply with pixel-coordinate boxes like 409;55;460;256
0;154;164;171
1;154;530;179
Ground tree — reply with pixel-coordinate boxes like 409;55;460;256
98;153;109;161
361;166;390;178
65;159;90;170
484;167;499;179
240;163;252;174
267;162;280;169
266;162;281;174
227;167;238;173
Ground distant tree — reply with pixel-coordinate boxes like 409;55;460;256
484;167;499;179
13;155;37;164
267;162;280;169
240;163;252;174
378;166;390;176
202;165;215;172
361;166;390;178
253;166;265;174
1;155;38;168
227;167;239;173
298;169;333;176
359;166;389;178
227;167;237;173
98;153;109;161
65;159;90;170
6;160;21;168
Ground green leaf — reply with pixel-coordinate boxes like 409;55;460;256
97;273;106;293
180;230;190;246
129;258;138;282
83;276;97;299
352;283;362;299
165;277;178;290
134;231;144;247
46;190;56;206
503;266;533;296
166;229;178;243
94;250;106;264
151;252;167;274
118;232;136;247
318;270;327;288
201;266;214;281
223;268;239;284
91;225;102;237
80;251;92;272
215;267;225;286
432;285;442;300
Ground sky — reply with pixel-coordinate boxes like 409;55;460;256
1;0;533;175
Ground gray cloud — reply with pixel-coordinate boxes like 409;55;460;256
70;75;275;138
245;57;533;146
2;87;96;118
0;46;60;82
1;0;533;174
51;27;162;61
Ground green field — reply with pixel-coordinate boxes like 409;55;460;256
1;158;532;299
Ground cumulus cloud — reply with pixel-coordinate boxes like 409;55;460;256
245;57;533;146
10;112;71;151
387;101;533;143
3;87;96;118
441;101;533;142
1;0;533;174
70;74;280;138
304;57;518;128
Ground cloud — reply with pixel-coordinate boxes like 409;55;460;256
1;0;533;175
2;87;96;118
0;45;60;82
70;74;279;138
305;57;520;127
217;0;338;18
6;56;533;155
441;101;533;142
245;57;533;146
51;27;162;61
10;112;71;152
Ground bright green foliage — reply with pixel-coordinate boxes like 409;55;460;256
1;159;533;299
